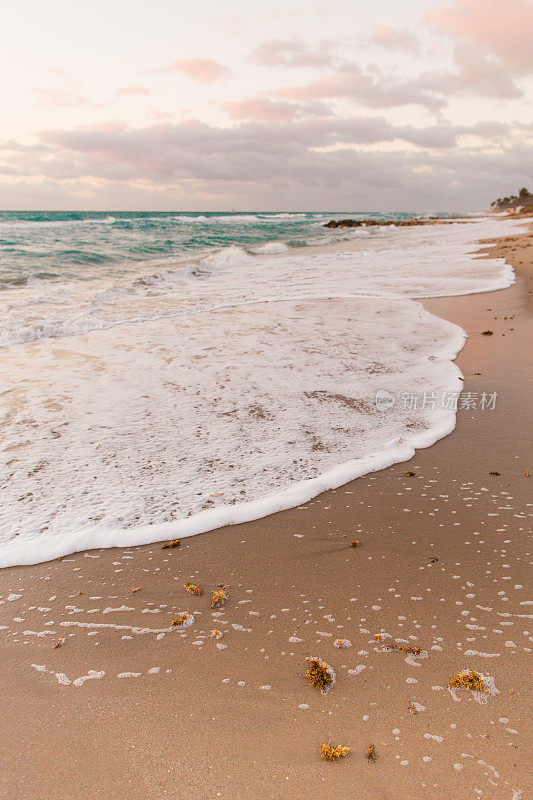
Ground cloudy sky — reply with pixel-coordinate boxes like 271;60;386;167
1;0;532;210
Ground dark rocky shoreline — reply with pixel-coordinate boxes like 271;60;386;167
323;217;462;228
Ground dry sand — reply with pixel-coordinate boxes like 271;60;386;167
1;220;531;800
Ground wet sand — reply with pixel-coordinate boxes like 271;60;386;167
1;220;531;800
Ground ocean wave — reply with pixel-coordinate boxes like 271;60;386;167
0;218;522;348
0;291;467;567
170;214;209;222
0;215;117;229
0;275;29;289
0;211;409;296
249;241;289;254
0;216;526;566
213;214;262;223
169;214;261;224
203;244;251;264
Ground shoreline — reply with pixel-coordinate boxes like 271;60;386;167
1;219;531;800
0;216;522;568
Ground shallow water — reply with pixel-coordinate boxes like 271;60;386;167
0;212;522;565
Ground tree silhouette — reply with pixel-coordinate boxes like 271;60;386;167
491;187;531;210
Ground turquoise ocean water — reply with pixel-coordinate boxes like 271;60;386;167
0;210;445;290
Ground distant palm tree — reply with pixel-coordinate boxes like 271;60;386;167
490;187;531;210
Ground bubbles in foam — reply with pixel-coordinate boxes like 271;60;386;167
0;291;463;565
250;241;289;254
0;216;525;564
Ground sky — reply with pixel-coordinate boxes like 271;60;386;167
0;0;532;211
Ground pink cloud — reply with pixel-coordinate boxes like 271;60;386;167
1;117;529;213
428;0;533;72
451;43;522;97
115;86;150;97
146;110;173;121
277;63;447;111
370;23;420;53
160;58;230;82
224;97;329;122
0;116;533;211
250;38;337;68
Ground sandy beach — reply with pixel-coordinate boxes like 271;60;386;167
1;220;531;800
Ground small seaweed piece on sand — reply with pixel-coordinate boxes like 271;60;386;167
211;628;223;639
131;586;141;593
321;740;350;761
305;657;335;693
333;638;352;649
449;670;487;693
211;587;228;608
162;539;180;549
184;583;202;596
481;330;494;336
489;471;501;476
366;744;377;762
409;700;417;714
405;470;416;477
53;637;66;649
172;613;191;627
374;635;422;655
385;642;422;655
349;539;360;548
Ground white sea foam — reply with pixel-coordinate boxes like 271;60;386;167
169;214;263;224
0;215;116;229
0;218;521;348
250;241;289;254
0;217;525;566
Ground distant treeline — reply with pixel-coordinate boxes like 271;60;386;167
491;187;532;211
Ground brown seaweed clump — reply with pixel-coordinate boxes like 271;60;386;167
481;330;494;336
162;539;180;549
305;657;335;693
366;744;377;762
449;670;487;693
321;740;350;761
184;583;202;596
171;613;190;627
385;642;422;655
373;634;422;655
53;637;66;649
211;587;228;608
405;470;416;476
349;539;360;548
